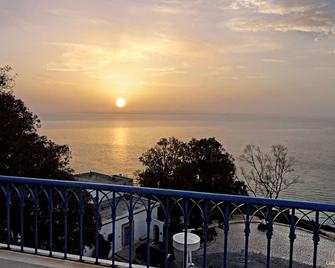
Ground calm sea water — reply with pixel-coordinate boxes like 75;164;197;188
40;114;335;204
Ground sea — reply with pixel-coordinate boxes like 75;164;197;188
40;113;335;205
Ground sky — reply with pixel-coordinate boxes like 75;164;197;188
1;0;335;117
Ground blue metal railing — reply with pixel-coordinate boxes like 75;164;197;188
0;175;334;267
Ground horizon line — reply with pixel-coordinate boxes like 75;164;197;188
39;111;335;120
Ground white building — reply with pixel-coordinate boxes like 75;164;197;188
99;194;163;256
75;171;164;257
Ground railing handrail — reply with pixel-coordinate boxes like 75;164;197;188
0;175;335;212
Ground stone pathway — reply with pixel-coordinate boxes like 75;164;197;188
171;222;335;267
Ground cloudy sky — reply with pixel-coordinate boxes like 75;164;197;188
1;0;335;117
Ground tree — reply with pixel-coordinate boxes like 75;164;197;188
0;65;16;91
239;144;299;199
138;137;247;252
0;66;100;255
0;66;72;179
138;137;247;195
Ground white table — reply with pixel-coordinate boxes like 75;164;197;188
173;232;200;267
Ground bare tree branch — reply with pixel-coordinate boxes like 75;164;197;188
238;144;299;199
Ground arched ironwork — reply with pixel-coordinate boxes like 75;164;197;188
0;175;334;268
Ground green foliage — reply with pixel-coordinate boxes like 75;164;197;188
138;137;247;195
0;68;72;179
0;66;99;255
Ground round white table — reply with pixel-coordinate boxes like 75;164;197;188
173;232;200;267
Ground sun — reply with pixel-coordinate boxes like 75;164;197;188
115;97;127;108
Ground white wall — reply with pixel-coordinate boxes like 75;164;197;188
152;218;164;243
100;205;160;255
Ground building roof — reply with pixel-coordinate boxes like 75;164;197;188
74;171;133;186
99;193;148;223
74;172;148;222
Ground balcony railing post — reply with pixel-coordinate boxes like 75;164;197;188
203;199;209;268
128;194;134;268
63;191;68;259
312;211;320;268
288;208;296;268
5;184;11;249
19;187;25;252
111;192;116;266
223;202;230;268
79;190;84;261
33;186;39;254
163;197;170;268
266;205;273;268
244;204;251;268
183;198;189;268
1;176;335;268
146;198;152;268
95;190;100;264
48;187;53;257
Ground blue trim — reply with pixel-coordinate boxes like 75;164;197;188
0;174;334;267
0;175;334;212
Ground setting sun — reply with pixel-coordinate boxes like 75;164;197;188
2;1;335;266
115;97;127;108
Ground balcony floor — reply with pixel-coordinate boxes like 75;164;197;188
0;248;147;268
